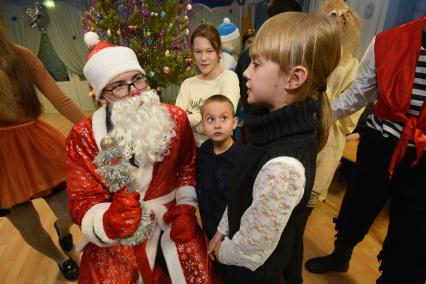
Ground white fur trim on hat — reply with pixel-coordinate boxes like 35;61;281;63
221;29;240;43
83;46;145;100
84;31;100;48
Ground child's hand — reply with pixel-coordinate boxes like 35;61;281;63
346;133;360;142
208;231;224;261
213;239;223;262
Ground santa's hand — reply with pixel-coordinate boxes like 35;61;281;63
103;192;142;239
163;204;198;243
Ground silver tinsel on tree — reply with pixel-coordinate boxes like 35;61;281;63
25;0;49;31
94;134;153;246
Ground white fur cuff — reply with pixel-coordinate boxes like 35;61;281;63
176;185;197;207
81;202;118;247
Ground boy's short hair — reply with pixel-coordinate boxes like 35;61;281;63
201;94;235;117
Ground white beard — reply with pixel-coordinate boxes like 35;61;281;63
110;90;175;167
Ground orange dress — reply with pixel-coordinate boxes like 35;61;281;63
0;46;85;209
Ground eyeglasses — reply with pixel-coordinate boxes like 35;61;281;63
103;75;148;98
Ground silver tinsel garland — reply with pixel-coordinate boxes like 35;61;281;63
94;146;136;192
94;134;154;246
120;206;154;246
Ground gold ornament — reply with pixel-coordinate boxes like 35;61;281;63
100;135;118;150
165;50;170;57
163;66;170;74
107;29;112;36
184;28;189;35
146;31;151;36
117;29;121;35
186;4;192;11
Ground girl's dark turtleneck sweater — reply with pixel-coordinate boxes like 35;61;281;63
225;98;320;281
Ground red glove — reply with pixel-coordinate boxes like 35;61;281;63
163;204;198;243
103;192;142;239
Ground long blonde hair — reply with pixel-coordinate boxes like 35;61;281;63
0;19;41;122
250;12;341;151
321;0;362;61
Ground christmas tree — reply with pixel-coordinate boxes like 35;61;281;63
84;0;194;92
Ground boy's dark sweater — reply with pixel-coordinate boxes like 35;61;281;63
196;139;242;239
224;99;319;283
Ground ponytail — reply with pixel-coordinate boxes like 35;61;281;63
317;89;332;152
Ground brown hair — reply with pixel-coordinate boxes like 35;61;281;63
0;19;41;122
242;28;256;49
201;94;235;117
251;12;341;151
190;23;222;55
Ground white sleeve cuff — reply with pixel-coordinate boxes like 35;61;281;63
176;185;197;207
217;207;229;236
81;202;118;247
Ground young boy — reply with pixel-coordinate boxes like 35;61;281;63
196;95;242;239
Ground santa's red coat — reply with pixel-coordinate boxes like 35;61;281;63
65;104;214;284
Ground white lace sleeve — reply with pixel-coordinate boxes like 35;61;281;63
218;156;305;271
217;207;229;236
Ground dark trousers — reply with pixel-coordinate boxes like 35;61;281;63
334;128;426;284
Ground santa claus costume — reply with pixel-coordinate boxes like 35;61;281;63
65;32;214;284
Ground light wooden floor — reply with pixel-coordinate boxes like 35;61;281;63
0;113;389;283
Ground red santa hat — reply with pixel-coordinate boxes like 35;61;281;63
83;32;145;100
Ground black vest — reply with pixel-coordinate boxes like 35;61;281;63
226;99;319;281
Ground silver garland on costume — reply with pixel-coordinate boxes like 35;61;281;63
94;135;136;193
120;207;154;246
94;134;154;246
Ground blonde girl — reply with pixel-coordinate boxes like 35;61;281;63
208;12;340;284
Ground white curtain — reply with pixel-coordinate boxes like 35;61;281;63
0;1;41;54
46;1;87;75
